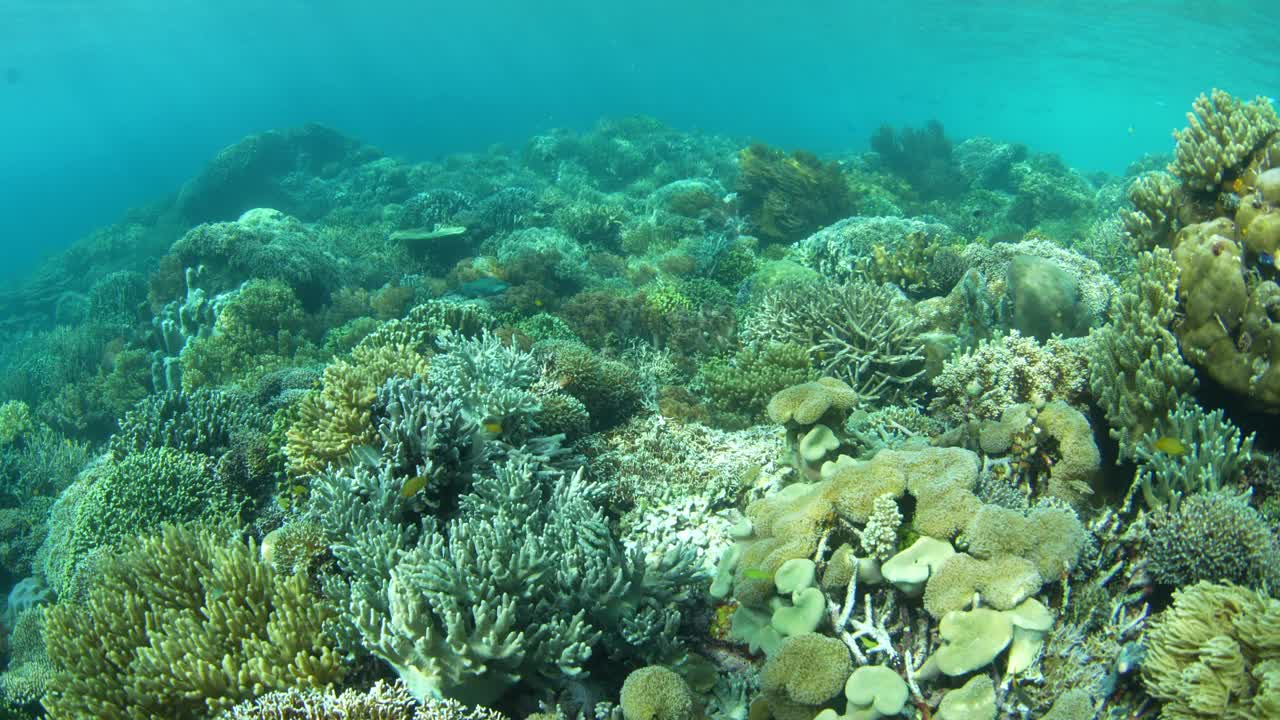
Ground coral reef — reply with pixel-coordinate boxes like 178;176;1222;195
734;144;852;243
43;524;343;719
1141;581;1280;717
5;86;1280;720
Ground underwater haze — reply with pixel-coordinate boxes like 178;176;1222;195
9;3;1280;717
0;0;1275;280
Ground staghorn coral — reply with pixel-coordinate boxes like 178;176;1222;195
745;280;927;404
1170;89;1280;192
43;524;344;720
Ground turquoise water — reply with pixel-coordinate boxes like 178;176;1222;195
0;1;1273;278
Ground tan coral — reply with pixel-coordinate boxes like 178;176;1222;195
285;338;430;476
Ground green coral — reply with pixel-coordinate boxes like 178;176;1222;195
1087;247;1197;457
108;387;267;460
1170;89;1280;192
735;143;853;243
619;667;696;720
179;279;316;388
537;341;646;431
1142;581;1280;718
43;448;246;599
1132;399;1255;511
0;401;33;447
697;342;814;425
1143;491;1280;589
44;524;344;719
0;607;53;710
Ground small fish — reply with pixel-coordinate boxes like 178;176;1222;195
1127;125;1135;136
400;475;428;498
483;420;503;434
743;568;772;581
290;484;307;497
1261;252;1275;267
1152;436;1186;456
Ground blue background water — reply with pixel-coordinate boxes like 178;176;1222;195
0;0;1274;283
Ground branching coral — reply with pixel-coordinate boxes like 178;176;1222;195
43;524;344;719
930;330;1086;424
745;280;927;404
1170;89;1280;192
1087;248;1197;457
309;455;702;706
285;335;431;477
224;681;510;720
1132;400;1255;511
1120;171;1184;250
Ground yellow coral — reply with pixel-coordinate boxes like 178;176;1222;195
44;524;344;719
285;338;430;477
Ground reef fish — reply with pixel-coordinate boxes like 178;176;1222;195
1151;436;1186;456
457;277;510;297
400;475;428;498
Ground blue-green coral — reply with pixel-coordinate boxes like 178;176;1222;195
309;454;702;706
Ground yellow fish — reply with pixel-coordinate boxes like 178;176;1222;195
1152;436;1186;456
743;568;772;581
483;421;503;434
400;475;428;498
